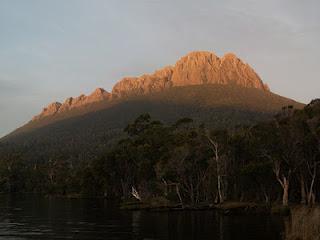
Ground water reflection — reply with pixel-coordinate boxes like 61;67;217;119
0;195;284;240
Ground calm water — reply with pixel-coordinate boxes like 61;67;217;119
0;195;284;240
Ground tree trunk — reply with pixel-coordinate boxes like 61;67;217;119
307;162;318;206
207;135;225;204
282;177;289;206
307;180;316;206
217;175;224;204
214;142;224;204
176;184;183;208
308;192;316;206
121;179;129;199
274;163;290;206
162;179;168;197
300;175;307;205
190;183;195;206
261;186;269;204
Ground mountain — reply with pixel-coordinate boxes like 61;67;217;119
30;51;269;123
1;51;303;158
111;51;269;99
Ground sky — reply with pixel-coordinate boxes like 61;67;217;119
0;0;319;137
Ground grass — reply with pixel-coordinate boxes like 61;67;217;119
285;206;320;240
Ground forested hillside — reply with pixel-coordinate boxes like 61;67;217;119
0;98;318;208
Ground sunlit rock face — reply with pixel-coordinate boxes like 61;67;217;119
32;102;62;121
32;51;269;121
111;66;174;98
112;51;268;98
32;88;111;120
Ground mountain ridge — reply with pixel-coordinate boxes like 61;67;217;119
31;51;269;122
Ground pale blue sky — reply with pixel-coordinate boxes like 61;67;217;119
1;0;319;137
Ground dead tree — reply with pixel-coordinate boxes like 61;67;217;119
306;161;320;205
207;135;225;204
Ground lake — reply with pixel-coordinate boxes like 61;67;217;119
0;195;284;240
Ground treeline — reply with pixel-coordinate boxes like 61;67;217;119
0;99;319;207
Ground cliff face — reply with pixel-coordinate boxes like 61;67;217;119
111;66;174;98
32;102;62;120
32;51;269;121
111;51;269;98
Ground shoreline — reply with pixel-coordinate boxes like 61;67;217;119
120;200;291;216
1;193;298;216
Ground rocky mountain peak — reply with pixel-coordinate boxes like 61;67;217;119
87;88;110;102
91;88;106;96
32;51;270;121
171;51;221;86
221;52;237;60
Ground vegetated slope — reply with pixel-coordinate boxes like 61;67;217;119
1;84;303;161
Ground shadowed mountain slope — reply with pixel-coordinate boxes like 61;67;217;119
3;85;303;149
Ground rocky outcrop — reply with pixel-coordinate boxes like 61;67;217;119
170;51;221;86
112;51;269;98
33;88;110;120
58;88;110;112
218;53;269;90
32;51;269;121
111;66;174;98
32;102;62;121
